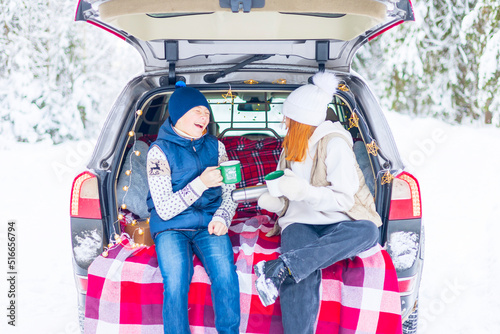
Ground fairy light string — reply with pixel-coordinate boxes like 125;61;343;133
348;112;359;130
222;83;236;103
102;109;148;257
381;170;395;185
336;81;394;187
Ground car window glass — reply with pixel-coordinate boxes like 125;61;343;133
206;91;287;137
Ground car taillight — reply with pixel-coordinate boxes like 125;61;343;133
398;275;417;296
70;171;102;219
388;172;422;220
76;275;88;294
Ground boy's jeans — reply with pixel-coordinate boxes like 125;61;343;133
155;229;240;334
279;220;379;334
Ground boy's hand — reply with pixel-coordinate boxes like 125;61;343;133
200;166;223;188
208;220;228;236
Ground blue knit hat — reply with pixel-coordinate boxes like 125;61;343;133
168;82;211;125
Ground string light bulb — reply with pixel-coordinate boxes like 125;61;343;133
348;112;359;130
366;140;380;156
102;250;109;257
115;105;149;251
222;90;236;102
381;170;395;185
338;83;350;92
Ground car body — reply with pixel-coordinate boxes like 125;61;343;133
71;1;422;333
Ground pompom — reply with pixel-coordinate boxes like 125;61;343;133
175;80;186;88
312;72;340;97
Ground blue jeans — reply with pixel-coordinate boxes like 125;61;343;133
279;220;379;334
155;229;240;334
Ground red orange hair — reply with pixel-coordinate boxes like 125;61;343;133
282;118;317;162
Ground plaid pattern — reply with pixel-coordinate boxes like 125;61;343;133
85;215;401;333
85;136;401;333
85;241;164;333
316;246;402;333
221;137;283;218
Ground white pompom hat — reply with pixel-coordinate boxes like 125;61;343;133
283;72;340;126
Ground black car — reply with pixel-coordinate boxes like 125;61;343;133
71;1;423;333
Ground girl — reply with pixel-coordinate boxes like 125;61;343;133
255;72;381;334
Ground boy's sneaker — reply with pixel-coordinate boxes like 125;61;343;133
254;259;291;306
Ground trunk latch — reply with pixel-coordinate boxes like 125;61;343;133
220;0;265;13
165;41;179;85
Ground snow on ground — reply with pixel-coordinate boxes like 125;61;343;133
1;113;499;333
385;112;500;334
0;139;94;334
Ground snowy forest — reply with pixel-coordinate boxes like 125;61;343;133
0;0;142;145
355;0;500;125
1;0;500;145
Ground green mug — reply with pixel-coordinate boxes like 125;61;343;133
218;160;242;184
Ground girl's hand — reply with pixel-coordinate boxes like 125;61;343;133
200;166;223;188
278;169;311;201
258;192;285;213
208;220;228;236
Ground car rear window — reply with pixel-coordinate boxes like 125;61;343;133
135;89;355;140
206;91;287;137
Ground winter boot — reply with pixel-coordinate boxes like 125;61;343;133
254;258;291;306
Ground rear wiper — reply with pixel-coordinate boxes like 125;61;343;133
203;54;273;83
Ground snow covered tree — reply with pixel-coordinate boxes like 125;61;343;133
354;0;500;126
0;0;141;144
462;0;500;125
2;0;498;143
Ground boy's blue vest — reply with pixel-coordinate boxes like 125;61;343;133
147;119;222;236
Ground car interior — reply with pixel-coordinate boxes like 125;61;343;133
114;88;377;242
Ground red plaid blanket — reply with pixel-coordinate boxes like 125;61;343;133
85;215;402;333
221;136;283;219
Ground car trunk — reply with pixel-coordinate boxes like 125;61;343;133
112;83;386;243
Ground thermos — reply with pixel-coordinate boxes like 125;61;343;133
231;184;268;203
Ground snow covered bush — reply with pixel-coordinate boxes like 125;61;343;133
2;0;499;146
0;0;142;144
354;0;500;126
